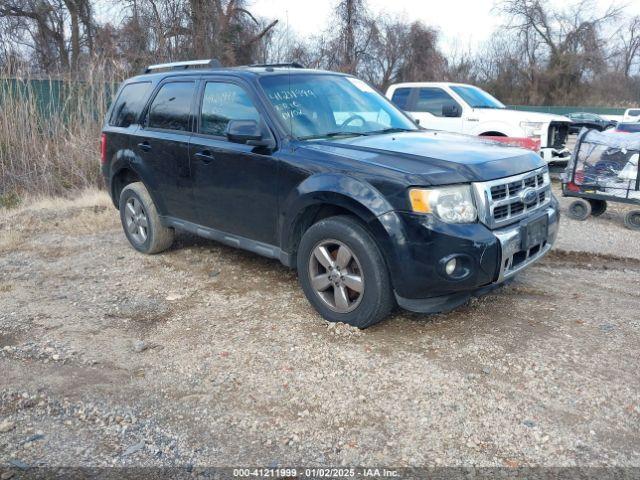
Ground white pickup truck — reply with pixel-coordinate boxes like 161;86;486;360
385;82;572;164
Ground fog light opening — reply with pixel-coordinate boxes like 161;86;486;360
445;258;457;276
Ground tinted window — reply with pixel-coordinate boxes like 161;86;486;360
147;82;195;132
391;88;412;110
627;109;640;117
200;82;261;137
109;82;152;127
415;88;459;116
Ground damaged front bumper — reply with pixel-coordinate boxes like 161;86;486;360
390;202;559;314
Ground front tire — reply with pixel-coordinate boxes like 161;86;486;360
119;182;174;254
297;216;395;328
567;199;592;220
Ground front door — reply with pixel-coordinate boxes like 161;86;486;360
189;79;279;245
408;87;464;133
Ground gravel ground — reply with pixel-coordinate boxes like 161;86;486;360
0;184;639;473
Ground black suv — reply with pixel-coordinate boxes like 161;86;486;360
102;60;559;328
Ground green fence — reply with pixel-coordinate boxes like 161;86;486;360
508;105;626;116
0;78;115;120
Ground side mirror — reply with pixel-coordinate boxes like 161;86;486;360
226;119;274;147
413;118;420;126
442;104;461;118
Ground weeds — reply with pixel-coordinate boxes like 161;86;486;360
0;64;122;203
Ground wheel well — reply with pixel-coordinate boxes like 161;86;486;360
288;204;353;262
286;202;395;284
111;168;141;208
479;131;507;137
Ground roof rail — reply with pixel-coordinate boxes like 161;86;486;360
248;62;305;69
144;58;222;74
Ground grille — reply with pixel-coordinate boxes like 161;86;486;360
473;167;551;228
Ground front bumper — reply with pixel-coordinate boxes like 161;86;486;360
380;201;559;314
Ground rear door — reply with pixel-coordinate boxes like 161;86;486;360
189;77;279;245
135;79;199;222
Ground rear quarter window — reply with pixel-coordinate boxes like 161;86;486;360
109;82;153;127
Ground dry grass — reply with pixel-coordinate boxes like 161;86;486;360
0;188;117;253
0;65;122;203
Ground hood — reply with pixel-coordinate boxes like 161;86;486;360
302;130;545;184
480;108;571;124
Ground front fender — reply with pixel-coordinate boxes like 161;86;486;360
279;173;394;253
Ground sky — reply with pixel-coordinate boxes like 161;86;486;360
94;0;640;55
247;0;640;54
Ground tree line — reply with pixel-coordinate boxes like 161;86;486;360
1;0;639;106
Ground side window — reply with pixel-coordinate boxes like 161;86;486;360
415;88;459;117
199;82;261;137
390;88;412;110
147;81;196;132
109;82;153;127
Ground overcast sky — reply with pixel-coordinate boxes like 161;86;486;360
246;0;640;53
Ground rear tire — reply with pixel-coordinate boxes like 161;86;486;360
567;199;592;220
624;210;640;231
588;199;607;217
119;182;174;254
297;215;395;329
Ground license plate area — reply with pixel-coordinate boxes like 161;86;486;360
521;214;548;250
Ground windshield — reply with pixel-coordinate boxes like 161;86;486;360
450;85;505;109
259;74;418;139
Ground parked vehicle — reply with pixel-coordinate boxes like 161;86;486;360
566;112;617;134
615;122;640;133
385;82;572;165
102;60;560;328
622;108;640;122
562;129;640;230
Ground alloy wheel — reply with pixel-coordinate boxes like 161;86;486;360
124;197;149;244
308;239;364;313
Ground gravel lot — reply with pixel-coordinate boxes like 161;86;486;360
0;184;639;473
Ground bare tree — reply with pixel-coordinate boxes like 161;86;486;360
498;0;621;103
614;15;640;78
0;0;95;73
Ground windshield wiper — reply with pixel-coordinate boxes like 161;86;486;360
367;127;416;135
299;131;369;140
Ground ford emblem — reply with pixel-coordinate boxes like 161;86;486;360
520;187;538;204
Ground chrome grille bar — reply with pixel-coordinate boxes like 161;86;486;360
472;167;551;229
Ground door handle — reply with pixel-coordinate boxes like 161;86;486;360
195;150;215;163
138;141;151;152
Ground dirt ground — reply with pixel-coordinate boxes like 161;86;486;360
0;184;639;472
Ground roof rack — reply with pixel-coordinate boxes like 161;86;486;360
248;62;305;69
144;58;222;74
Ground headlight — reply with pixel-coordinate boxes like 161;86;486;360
519;121;545;138
409;185;477;223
